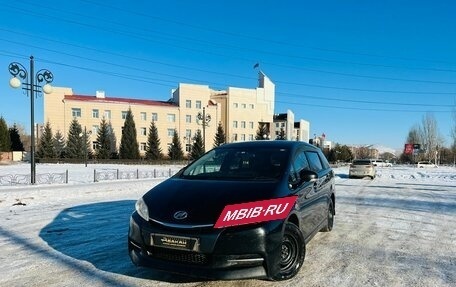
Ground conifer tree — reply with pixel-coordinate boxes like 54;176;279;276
96;117;112;159
191;129;205;160
53;130;65;158
37;121;55;158
276;128;286;140
213;122;226;147
9;124;24;151
119;109;140;159
146;121;162;160
0;116;11;152
255;123;269;140
107;122;118;159
168;129;184;160
65;118;85;159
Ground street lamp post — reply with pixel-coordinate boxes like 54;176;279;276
196;107;211;150
8;56;54;184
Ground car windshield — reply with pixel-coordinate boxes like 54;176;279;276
181;147;289;180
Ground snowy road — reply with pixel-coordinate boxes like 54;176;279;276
0;164;455;287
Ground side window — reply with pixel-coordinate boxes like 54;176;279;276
319;151;330;169
289;151;309;184
306;151;323;172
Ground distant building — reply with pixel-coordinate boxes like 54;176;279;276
44;72;307;156
272;110;310;141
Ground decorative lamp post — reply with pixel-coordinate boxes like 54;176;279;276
79;126;92;167
8;56;54;184
196;107;211;150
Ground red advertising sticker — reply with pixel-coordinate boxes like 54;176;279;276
214;196;298;228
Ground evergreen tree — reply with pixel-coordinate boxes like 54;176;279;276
0;116;11;152
37;121;55;158
276;128;286;140
168;129;184;160
9;124;24;151
119;108;140;159
146;121;162;160
213;122;226;147
96;117;112;159
65;118;85;159
191;129;205;160
107;122;118;159
255;123;269;140
53;130;65;158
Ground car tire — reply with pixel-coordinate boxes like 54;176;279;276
271;222;305;281
321;200;334;232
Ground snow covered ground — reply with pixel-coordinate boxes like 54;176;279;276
0;163;455;287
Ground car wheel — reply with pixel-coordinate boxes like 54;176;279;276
321;200;334;232
271;222;305;281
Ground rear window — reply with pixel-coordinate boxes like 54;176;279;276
352;160;372;165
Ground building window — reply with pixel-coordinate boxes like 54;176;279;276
151;113;158;121
186;100;191;108
249;134;254;141
140;127;147;136
92;125;99;135
185;129;191;138
249;104;254;109
196;100;202;109
167;129;175;137
121;111;128;119
249;121;254;129
72;108;81;118
281;123;285;127
241;103;246;109
276;123;280;128
140;112;147;121
233;121;238;128
233;134;238;141
186;115;191;123
167;114;176;122
104;110;111;119
240;134;245;141
140;142;147;151
233;103;238;108
92;141;99;150
92;109;99;118
241;121;246;128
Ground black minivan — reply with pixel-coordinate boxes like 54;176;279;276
129;140;335;280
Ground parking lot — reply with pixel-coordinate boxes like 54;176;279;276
0;165;455;286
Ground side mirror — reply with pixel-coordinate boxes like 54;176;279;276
299;169;318;183
289;169;318;190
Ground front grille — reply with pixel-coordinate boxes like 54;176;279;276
147;247;209;265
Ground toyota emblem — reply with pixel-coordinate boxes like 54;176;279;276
173;211;188;220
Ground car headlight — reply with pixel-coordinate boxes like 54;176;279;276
135;197;149;221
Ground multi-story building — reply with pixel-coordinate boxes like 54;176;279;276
272;110;310;142
43;72;289;157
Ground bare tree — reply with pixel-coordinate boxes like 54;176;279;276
406;125;421;146
419;113;442;161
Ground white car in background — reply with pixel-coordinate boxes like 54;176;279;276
371;159;393;167
416;161;438;168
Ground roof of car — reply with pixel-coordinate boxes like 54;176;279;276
216;140;318;151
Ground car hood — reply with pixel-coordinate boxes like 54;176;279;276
143;178;281;226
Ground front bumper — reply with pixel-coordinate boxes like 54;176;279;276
128;211;284;280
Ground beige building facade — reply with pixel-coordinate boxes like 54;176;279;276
43;72;290;157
